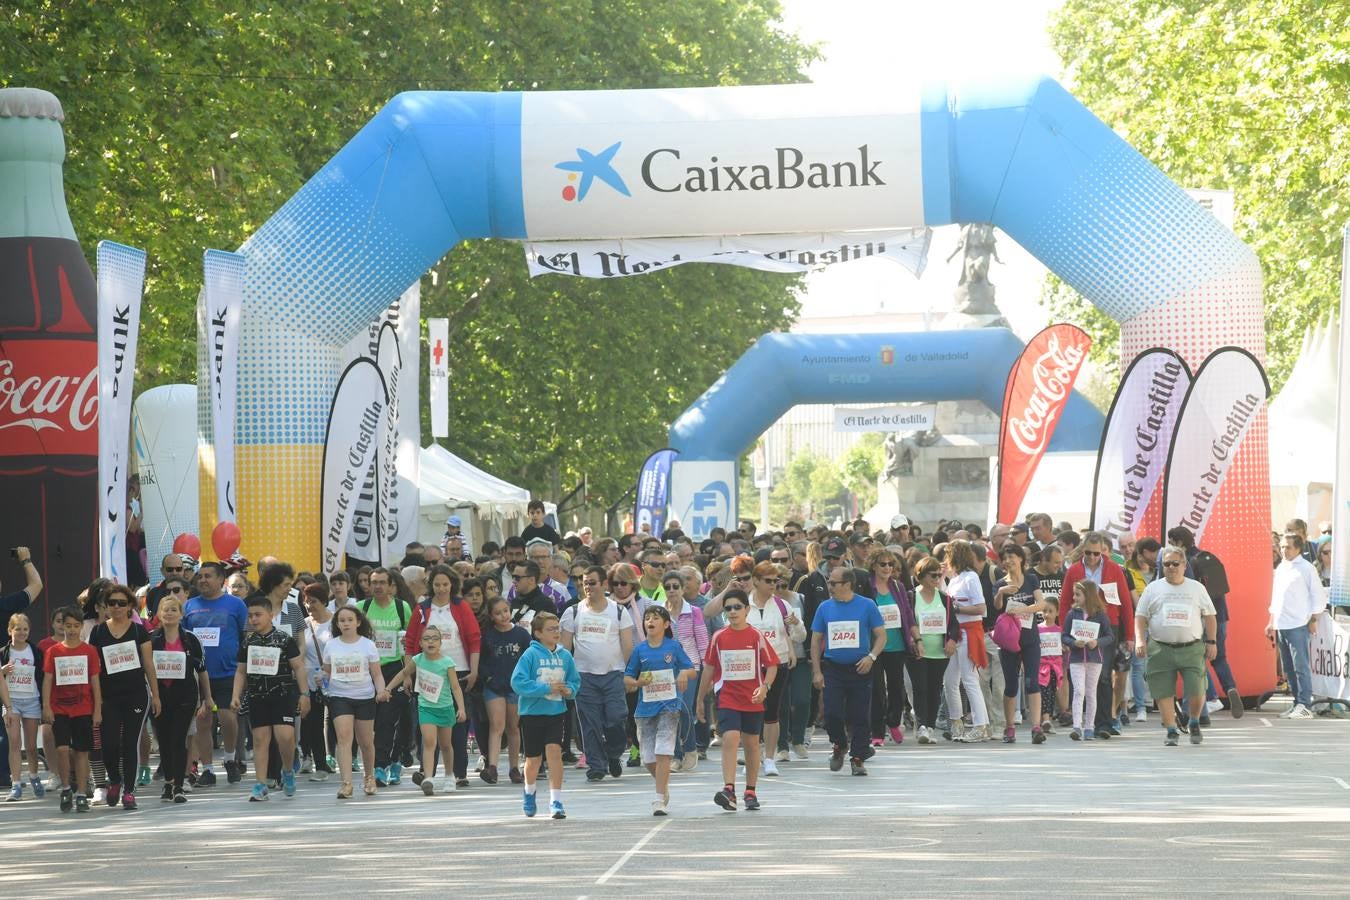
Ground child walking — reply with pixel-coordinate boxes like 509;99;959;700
41;606;102;813
231;594;310;801
1036;597;1065;734
1063;582;1115;741
384;625;466;796
623;606;695;816
510;612;580;820
3;613;46;801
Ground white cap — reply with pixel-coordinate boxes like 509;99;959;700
890;514;910;529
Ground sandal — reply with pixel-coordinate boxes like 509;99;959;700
337;781;353;800
363;774;377;796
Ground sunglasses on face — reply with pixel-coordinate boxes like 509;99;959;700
646;562;667;569
168;587;186;594
582;579;602;587
1162;561;1182;568
109;598;132;607
875;561;895;569
723;603;747;612
1083;551;1102;558
610;581;634;588
923;572;942;579
759;577;779;585
663;582;682;591
511;574;532;581
771;556;789;563
165;566;184;573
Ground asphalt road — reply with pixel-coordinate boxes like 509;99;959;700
2;698;1347;897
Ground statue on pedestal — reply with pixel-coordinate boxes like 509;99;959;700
945;223;1007;326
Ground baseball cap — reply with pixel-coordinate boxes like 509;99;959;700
849;531;873;545
1011;522;1030;535
525;537;552;552
822;537;846;558
446;515;462;528
890;514;910;529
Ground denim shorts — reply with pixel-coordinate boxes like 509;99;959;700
483;686;518;705
4;695;42;720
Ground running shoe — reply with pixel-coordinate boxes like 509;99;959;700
509;767;524;784
587;771;606;783
888;726;904;744
1108;724;1122;736
774;748;789;762
651;798;668;816
1227;688;1245;719
1164;730;1179;747
626;747;641;768
106;783;123;807
60;788;74;813
680;753;698;773
1096;729;1111;740
1031;728;1046;745
550;800;566;819
1135;708;1147;723
75;794;90;813
225;759;243;784
421;777;435;797
525;789;541;815
30;777;45;799
574;754;588;769
249;783;269;802
1084;728;1095;740
1118;713;1130;729
325;754;337;771
93;787;107;805
870;737;884;749
137;765;152;787
829;744;845;772
561;750;579;764
282;771;296;797
762;759;780;777
337;782;353;800
917;726;933;745
308;770;330;783
374;766;389;787
1289;704;1315;719
609;757;623;778
1002;728;1016;744
363;774;377;795
161;784;174;802
122;792;138;810
698;749;708;761
300;759;313;774
6;783;20;802
742;791;760;811
173;787;188;803
850;757;867;776
480;765;498;785
1070;727;1083;741
1205;699;1224;715
400;750;415;768
1199;714;1212;727
388;763;403;785
714;787;737;811
791;743;809;759
456;778;470;788
1189;721;1203;744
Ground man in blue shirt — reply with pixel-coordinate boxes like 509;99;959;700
810;568;886;776
183;561;249;785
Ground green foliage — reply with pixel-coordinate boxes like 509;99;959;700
2;0;816;505
838;433;882;510
1050;0;1350;391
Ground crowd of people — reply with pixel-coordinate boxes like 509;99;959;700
0;501;1336;818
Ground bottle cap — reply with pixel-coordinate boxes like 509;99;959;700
0;87;65;122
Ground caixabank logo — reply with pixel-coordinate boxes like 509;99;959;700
554;142;631;202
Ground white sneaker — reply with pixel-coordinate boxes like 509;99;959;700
299;759;314;774
1279;705;1296;718
651;798;668;816
761;759;780;777
916;726;931;744
1288;704;1315;719
1135;709;1147;723
710;735;721;747
92;788;106;805
1205;699;1224;715
791;743;809;760
681;753;698;773
1013;711;1023;725
774;748;789;762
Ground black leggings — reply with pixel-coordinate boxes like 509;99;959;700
301;690;333;772
763;664;788;725
905;656;949;728
152;703;194;789
101;695;148;789
870;651;908;735
449;673;472;780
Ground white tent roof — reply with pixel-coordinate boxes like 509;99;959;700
419;443;530;516
1269;314;1339;487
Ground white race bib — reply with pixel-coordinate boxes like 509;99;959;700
918;610;946;635
7;661;37;697
1070;619;1101;642
720;649;756;681
153;650;186;680
1102;583;1121;606
1162;603;1195;630
416;667;444;704
879;604;902;630
56;655;88;686
330;654;365;684
194;627;221;648
578;613;612;640
641;669;676;703
1006;599;1034;628
1039;631;1063;655
828;620;861;650
102;640;141;675
246;644;282;675
276;622;293;637
537;664;565;699
374;631;399;657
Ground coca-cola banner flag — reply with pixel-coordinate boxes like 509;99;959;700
428;316;449;439
1090;349;1192;545
203;250;244;525
96;241;146;581
1161;347;1270;545
319;358;387;576
634;448;678;537
997;324;1091;525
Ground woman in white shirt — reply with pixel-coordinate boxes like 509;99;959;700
747;561;805;777
942;541;990;743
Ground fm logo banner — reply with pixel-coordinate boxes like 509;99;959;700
997;324;1091;525
634;448;678;538
203;249;244;526
1161;347;1270;545
96;241;147;581
1090;349;1191;545
670;460;736;543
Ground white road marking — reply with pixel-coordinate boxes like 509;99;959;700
778;778;847;792
1333;778;1349;791
1259;717;1272;728
595;820;669;885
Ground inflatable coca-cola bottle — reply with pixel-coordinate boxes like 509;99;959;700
0;88;98;612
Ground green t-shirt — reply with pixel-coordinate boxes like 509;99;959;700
874;591;905;653
413;651;457;712
363;599;409;666
914;592;947;660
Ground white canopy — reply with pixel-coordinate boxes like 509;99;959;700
1268;315;1339;526
417;444;553;552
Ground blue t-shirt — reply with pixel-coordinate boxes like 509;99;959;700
183;593;250;680
625;637;694;718
811;596;885;665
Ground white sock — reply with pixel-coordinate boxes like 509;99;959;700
655;792;665;804
549;788;563;804
223;751;236;763
524;782;537;796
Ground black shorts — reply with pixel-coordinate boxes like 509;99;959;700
717;708;764;737
248;692;298;728
328;695;376;721
519;713;565;758
763;664;787;725
53;713;95;752
209;677;235;710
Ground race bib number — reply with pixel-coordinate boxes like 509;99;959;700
102;640;141;675
537;664;565;699
1070;620;1101;642
578;614;612;640
1039;631;1063;655
194;627;220;648
829;621;861;649
374;631;399;657
7;661;37;697
246;645;282;676
879;604;902;630
416;668;444;704
330;654;365;684
1162;603;1195;630
918;610;946;635
1006;600;1034;628
56;655;88;686
275;622;293;637
720;649;756;681
641;669;677;703
153;650;186;680
1102;583;1121;606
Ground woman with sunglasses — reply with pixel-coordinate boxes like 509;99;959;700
744;561;802;777
606;563;650;768
991;543;1049;744
906;557;960;743
661;568;707;772
942;540;990;743
1317;541;1333;589
88;583;162;809
148;593;210;801
864;548;916;747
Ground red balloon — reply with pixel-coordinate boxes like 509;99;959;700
211;521;242;561
172;533;202;559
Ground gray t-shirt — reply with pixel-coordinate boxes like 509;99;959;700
1136;577;1215;644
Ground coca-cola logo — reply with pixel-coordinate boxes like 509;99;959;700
1007;335;1086;456
0;360;100;434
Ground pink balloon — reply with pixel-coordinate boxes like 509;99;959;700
211;521;242;561
172;533;202;559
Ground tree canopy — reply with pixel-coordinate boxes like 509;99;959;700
1048;0;1348;390
2;0;817;506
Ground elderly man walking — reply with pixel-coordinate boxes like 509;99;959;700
1134;547;1217;747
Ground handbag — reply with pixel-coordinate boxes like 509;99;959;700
991;612;1022;653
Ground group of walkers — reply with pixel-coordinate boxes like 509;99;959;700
0;507;1334;817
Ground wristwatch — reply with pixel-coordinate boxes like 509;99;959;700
866;652;877;661
1203;639;1216;645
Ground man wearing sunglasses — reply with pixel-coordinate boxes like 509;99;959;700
1135;547;1218;746
636;549;668;605
1060;532;1135;737
146;554;189;621
810;568;886;776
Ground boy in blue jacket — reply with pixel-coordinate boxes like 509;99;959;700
510;611;581;819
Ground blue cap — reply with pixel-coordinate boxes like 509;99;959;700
446;515;462;528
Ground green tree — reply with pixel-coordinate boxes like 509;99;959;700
838;433;883;511
1049;0;1349;391
2;0;816;507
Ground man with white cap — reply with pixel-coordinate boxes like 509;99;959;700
888;515;911;545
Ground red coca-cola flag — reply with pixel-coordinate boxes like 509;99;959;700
997;324;1092;525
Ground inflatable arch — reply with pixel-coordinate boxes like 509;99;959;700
220;74;1270;693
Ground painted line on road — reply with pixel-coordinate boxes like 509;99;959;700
1333;778;1350;791
778;779;847;792
595;820;668;885
1259;717;1272;727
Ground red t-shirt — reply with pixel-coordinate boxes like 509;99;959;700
703;625;780;712
42;642;101;716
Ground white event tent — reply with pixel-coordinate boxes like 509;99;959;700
1268;315;1339;528
417;444;553;553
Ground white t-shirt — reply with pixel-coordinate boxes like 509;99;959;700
423;602;468;670
322;636;380;700
304;617;336;691
748;596;792;659
947;571;985;624
561;600;633;674
5;643;38;699
1137;578;1215;644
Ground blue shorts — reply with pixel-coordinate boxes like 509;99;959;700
716;708;764;737
4;695;41;720
483;686;518;705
